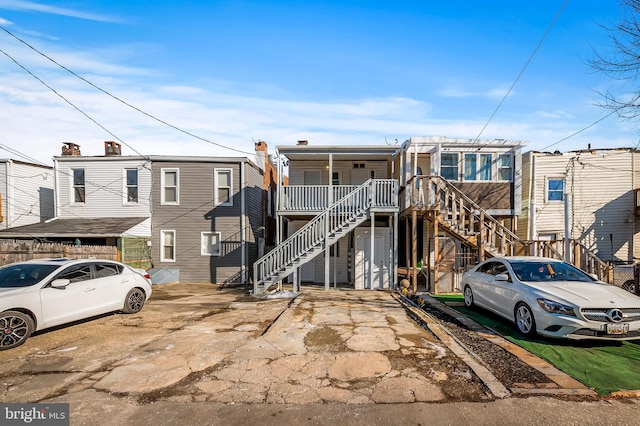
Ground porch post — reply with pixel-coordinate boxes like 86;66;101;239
434;214;439;294
393;212;398;289
325;153;333;291
370;211;375;290
412;209;417;294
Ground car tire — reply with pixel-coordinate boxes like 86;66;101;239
0;311;34;351
463;285;474;308
122;288;146;314
515;303;537;337
622;280;636;294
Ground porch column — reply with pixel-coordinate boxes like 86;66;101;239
412;209;417;294
434;214;439;294
325;153;333;291
370;211;375;290
393;212;398;289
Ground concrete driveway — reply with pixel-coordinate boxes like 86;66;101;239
1;283;638;425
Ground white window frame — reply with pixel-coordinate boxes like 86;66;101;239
497;154;513;182
123;168;139;205
546;177;565;202
161;168;180;205
214;168;233;206
160;230;176;262
201;231;222;256
71;168;86;204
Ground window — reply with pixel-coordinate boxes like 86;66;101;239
464;154;477;180
440;153;459;180
95;263;123;278
160;230;176;262
161;169;179;205
125;169;138;203
201;232;221;256
72;168;85;203
497;154;513;181
547;178;564;201
56;264;92;283
331;172;340;185
214;169;233;206
479;154;492;181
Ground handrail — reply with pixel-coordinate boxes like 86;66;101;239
254;179;398;291
407;175;522;254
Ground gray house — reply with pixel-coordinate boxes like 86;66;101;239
150;156;268;284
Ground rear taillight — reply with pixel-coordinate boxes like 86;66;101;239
143;273;151;280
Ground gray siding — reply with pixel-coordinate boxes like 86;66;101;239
151;159;264;284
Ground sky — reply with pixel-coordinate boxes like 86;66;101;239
0;0;637;166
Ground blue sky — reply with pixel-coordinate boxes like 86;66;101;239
0;0;636;164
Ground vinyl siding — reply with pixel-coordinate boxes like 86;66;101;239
0;161;54;229
288;160;391;185
151;159;264;284
522;150;636;261
55;158;151;219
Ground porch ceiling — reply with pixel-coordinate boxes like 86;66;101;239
277;145;399;161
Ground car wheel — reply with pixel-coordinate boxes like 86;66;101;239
0;311;34;350
122;288;146;314
622;280;636;294
463;285;474;307
515;303;537;337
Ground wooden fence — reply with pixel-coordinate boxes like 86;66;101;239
0;241;118;266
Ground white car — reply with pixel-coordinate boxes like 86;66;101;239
461;256;640;340
0;258;153;350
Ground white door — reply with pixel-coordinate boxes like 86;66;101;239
354;227;390;289
363;235;386;289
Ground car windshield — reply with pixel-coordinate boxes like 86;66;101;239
0;264;59;288
509;260;595;283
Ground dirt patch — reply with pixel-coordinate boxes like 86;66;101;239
413;296;555;389
304;326;347;352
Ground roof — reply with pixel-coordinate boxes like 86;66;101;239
0;217;148;238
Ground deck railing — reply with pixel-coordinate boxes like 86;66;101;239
280;181;398;212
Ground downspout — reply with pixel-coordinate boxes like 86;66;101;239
528;153;536;240
241;161;246;284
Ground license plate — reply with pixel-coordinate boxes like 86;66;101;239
606;323;629;335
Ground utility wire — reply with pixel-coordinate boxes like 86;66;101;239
0;25;254;157
472;0;569;143
0;46;148;159
537;109;617;151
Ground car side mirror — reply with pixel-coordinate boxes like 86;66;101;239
494;274;510;282
50;278;71;288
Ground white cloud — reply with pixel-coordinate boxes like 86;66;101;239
0;0;120;23
438;86;512;99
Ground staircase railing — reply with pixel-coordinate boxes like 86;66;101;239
407;175;522;256
253;179;397;293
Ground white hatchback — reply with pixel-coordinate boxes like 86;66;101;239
0;258;153;350
461;256;640;340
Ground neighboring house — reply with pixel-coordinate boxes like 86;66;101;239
0;142;152;267
150;154;268;284
517;148;640;264
253;141;400;294
397;136;527;292
0;159;54;229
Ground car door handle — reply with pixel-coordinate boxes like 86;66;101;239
85;287;96;292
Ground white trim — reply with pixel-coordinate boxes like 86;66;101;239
161;168;180;205
201;231;221;256
545;176;565;203
160;229;177;262
123;167;140;205
70;167;86;204
214;168;233;206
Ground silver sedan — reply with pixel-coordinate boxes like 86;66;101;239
461;256;640;340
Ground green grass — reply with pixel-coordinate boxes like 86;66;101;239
431;293;640;395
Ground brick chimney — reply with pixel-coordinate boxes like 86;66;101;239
61;142;81;156
104;141;122;156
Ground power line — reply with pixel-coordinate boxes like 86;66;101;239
0;25;254;157
0;46;148;159
537;109;617;151
472;0;569;143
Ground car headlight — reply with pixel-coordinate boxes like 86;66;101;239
536;298;576;317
